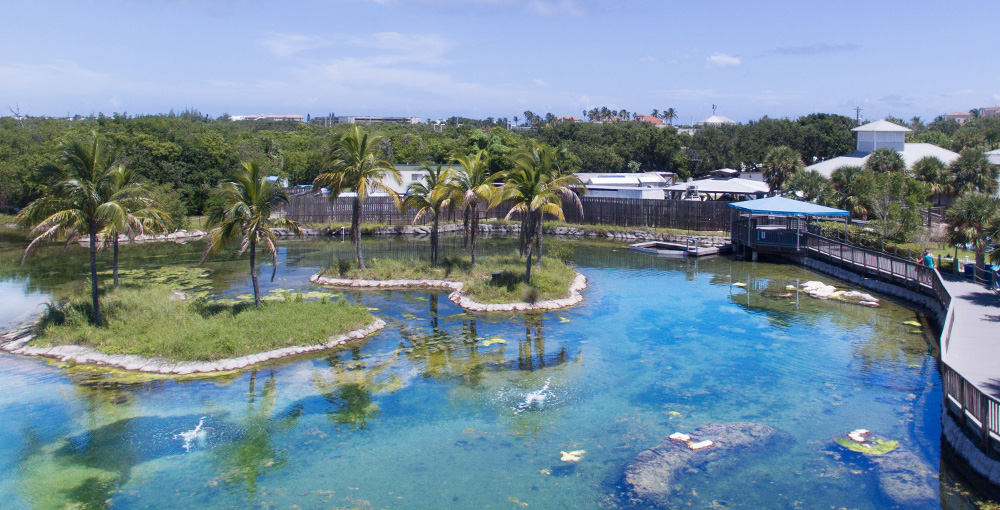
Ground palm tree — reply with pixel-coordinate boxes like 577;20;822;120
16;133;130;325
784;169;828;202
864;147;905;174
651;109;659;119
830;166;869;217
452;150;498;265
402;164;454;264
950;148;999;195
662;108;677;125
102;165;170;288
498;144;583;282
912;156;950;205
946;192;1000;281
313;126;401;269
762;145;804;194
202;161;301;308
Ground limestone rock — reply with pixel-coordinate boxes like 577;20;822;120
621;422;781;507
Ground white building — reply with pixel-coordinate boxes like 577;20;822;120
804;120;960;178
574;172;676;200
232;114;305;122
335;116;421;125
696;114;737;127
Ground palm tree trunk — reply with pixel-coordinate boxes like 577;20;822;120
471;206;479;266
432;213;439;264
113;237;120;288
535;210;543;266
524;215;534;284
519;215;527;257
88;226;102;326
463;205;470;249
250;239;261;307
975;248;986;282
352;195;364;269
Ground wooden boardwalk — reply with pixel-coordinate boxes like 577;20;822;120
940;276;1000;399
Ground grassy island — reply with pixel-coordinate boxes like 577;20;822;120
30;284;373;361
320;254;578;304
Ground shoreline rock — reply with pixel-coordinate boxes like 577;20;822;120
310;272;588;312
0;318;386;375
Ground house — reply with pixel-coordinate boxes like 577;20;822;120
633;114;666;127
986;149;1000;166
232;114;305;122
980;106;1000;118
944;112;972;124
804;120;960;178
334;116;421;125
574;172;676;200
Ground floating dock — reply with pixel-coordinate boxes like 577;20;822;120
629;240;730;258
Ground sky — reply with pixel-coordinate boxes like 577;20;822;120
2;0;999;124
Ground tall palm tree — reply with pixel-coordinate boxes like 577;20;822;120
452;150;498;265
763;145;804;194
662;108;677;125
498;144;583;282
16;133;131;325
101;165;170;288
314;126;401;269
784;169;828;202
946;191;1000;281
202;161;301;308
831;166;869;217
402;164;454;264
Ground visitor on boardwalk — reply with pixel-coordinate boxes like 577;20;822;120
922;248;935;269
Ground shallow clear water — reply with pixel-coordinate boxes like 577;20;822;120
0;235;980;509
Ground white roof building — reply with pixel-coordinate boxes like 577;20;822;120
574;172;676;200
696;114;737;127
805;120;960;178
986;149;1000;166
665;177;769;198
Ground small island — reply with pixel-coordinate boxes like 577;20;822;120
0;283;384;375
311;254;587;312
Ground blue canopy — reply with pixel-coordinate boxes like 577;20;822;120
728;196;849;217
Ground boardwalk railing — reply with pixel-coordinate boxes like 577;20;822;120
801;232;998;450
283;194;732;232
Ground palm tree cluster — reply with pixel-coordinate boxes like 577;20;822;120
16;133;170;325
581;106;677;125
315;127;584;284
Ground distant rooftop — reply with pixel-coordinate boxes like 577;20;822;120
851;119;911;132
696;114;737;126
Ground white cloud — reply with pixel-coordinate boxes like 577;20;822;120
359;0;586;17
534;78;548;87
706;52;741;67
260;33;331;57
639;56;658;63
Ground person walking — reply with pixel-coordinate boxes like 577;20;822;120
922;248;935;269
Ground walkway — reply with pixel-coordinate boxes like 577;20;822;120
941;276;1000;399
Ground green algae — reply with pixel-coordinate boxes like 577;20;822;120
834;437;900;456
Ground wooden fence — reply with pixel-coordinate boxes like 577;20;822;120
282;194;732;232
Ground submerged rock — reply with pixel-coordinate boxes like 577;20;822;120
621;422;780;507
833;434;936;506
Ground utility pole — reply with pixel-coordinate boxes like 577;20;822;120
854;106;862;126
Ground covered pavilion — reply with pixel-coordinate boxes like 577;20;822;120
729;196;849;260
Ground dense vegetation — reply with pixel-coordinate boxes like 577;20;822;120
6;109;998;221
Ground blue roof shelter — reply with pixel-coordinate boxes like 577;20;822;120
729;197;849;259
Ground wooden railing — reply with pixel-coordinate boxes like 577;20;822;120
801;232;998;450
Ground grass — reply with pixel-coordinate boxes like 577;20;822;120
321;253;578;304
31;284;374;361
0;213;16;224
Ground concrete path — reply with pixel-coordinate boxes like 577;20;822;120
940;275;1000;398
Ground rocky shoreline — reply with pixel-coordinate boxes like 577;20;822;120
0;317;386;375
310;272;588;312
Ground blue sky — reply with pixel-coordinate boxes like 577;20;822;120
2;0;998;124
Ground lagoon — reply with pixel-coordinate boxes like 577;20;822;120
0;236;978;509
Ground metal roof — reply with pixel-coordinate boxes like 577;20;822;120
729;196;849;216
851;120;912;132
666;177;769;194
804;143;960;178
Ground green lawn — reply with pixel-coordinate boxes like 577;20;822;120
321;254;578;304
31;285;374;361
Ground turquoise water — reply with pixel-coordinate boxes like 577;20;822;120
0;236;975;509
